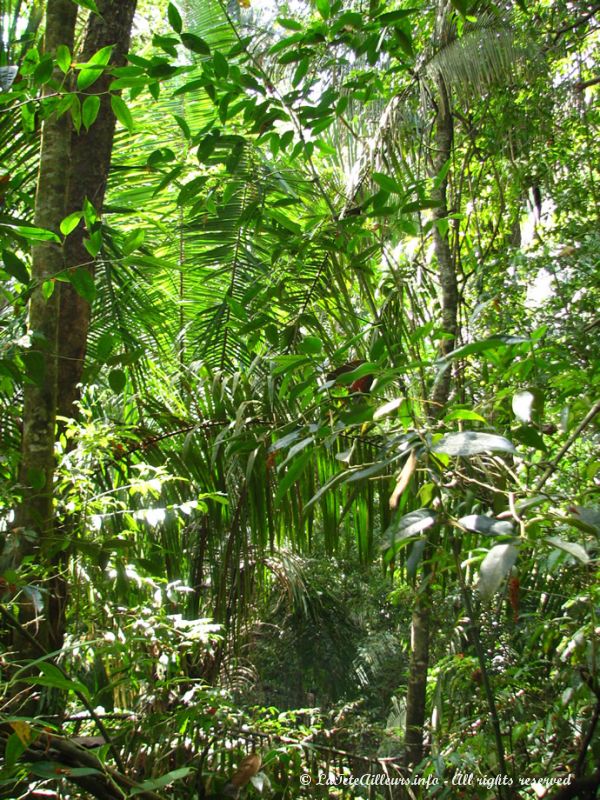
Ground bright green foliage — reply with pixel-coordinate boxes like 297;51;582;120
0;0;599;797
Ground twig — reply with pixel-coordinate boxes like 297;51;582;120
535;399;600;492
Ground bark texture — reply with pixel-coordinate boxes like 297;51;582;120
430;71;458;415
402;595;431;768
15;0;77;657
11;1;137;699
59;0;138;419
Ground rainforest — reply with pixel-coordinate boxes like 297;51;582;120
0;0;598;798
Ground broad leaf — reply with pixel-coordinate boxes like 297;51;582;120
546;536;589;564
458;515;514;536
432;432;515;457
476;544;518;600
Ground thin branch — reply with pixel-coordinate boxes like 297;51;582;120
535;399;600;492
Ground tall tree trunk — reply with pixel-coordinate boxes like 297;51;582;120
12;0;137;704
403;3;458;771
59;0;138;419
14;0;77;668
430;72;458;414
47;0;138;682
403;588;431;768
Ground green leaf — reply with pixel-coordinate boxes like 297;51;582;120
74;0;99;12
381;509;437;558
432;432;516;457
512;425;547;452
27;467;46;490
168;2;183;33
82;95;101;130
69;267;96;303
131;767;192;795
292;57;310;87
180;33;211;55
33;56;54;85
443;409;487;423
545;536;589;565
5;733;27;769
373;397;402;421
56;45;71;74
376;8;418;23
77;45;114;90
60;211;83;236
450;0;471;15
298;336;322;355
213;51;229;79
110;94;134;131
315;0;331;19
96;332;115;361
372;172;403;194
123;229;145;255
0;223;60;243
275;452;312;506
84;231;102;258
70;95;82;132
334;362;377;385
34;662;91;699
109;368;127;393
2;249;30;283
476;544;518;601
277;17;304;30
439;335;531;362
569;506;600;534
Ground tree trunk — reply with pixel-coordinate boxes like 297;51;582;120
430;71;458;415
59;0;138;419
403;592;431;768
11;0;137;705
403;2;458;771
14;0;77;666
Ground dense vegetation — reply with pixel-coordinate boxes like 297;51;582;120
0;0;598;798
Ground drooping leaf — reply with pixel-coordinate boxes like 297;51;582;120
381;509;437;556
68;267;96;302
476;544;518;600
181;33;211;55
82;94;101;130
389;450;417;510
131;767;192;795
437;335;531;362
2;249;29;283
109;368;127;393
545;537;589;565
110;94;134;131
168;2;183;33
372;172;403;194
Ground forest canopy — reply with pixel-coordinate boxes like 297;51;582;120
0;0;599;798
